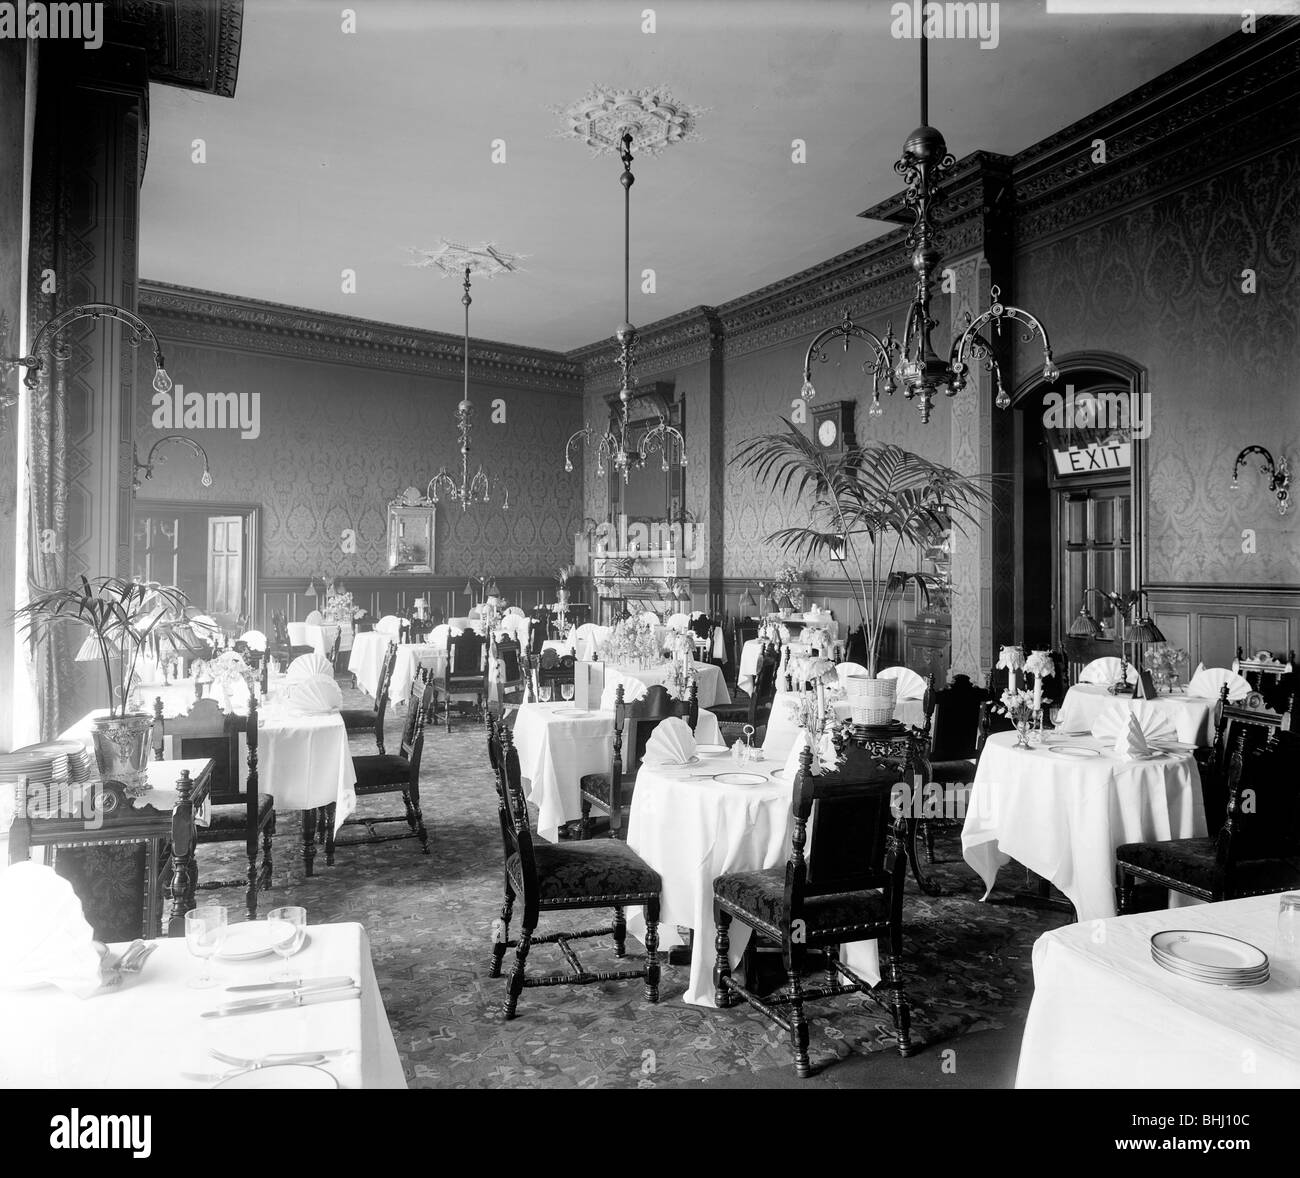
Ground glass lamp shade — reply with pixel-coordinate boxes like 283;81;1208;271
1067;605;1104;639
739;589;756;612
464;579;474;596
1127;615;1165;644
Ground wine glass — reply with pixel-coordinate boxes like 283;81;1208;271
539;682;553;703
1277;893;1300;966
185;905;227;989
267;906;307;982
560;682;574;704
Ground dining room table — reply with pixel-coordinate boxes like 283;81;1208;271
606;660;731;708
623;747;881;1007
349;629;397;697
961;729;1207;921
1054;682;1219;746
287;620;341;659
1016;892;1300;1088
510;700;723;843
761;691;928;762
0;919;407;1088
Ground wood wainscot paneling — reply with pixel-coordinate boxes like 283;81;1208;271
1146;583;1300;671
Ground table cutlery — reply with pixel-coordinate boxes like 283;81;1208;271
225;975;353;994
201;984;361;1019
210;1048;351;1069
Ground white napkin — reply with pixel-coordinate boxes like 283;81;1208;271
600;673;649;711
280;673;343;714
836;662;870;684
1186;667;1251;701
374;615;402;635
237;629;267;652
1090;703;1177;747
0;863;105;998
1112;712;1151;760
643;716;697;765
783;728;817;779
1078;657;1137;685
287;652;332;680
666;613;691;632
878;665;927;699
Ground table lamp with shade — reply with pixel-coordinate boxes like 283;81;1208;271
1067;588;1164;694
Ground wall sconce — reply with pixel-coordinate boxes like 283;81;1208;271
1;303;172;393
131;435;212;494
1230;446;1290;515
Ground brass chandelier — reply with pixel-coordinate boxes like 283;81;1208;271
410;241;520;511
800;33;1058;424
564;130;687;482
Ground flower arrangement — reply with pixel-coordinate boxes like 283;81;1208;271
597;617;662;668
1144;644;1188;690
774;564;807;612
994;687;1038;748
802;626;834;657
664;629;695;661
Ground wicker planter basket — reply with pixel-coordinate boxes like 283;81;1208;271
842;674;897;727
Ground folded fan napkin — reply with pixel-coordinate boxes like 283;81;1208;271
878;665;928;700
374;615;402;635
644;716;697;765
287;652;333;680
783;728;818;779
1078;657;1137;686
600;673;649;711
666;613;691;632
1186;667;1251;702
281;673;343;714
0;862;105;998
1113;712;1151;760
1090;703;1177;747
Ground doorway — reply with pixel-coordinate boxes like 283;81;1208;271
131;501;260;631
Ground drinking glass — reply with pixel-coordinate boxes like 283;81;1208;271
185;905;227;989
1277;893;1300;966
267;906;307;982
539;682;553;703
560;682;574;703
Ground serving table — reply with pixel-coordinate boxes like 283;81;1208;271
1016;893;1300;1088
1055;682;1218;746
624;751;881;1007
511;701;721;843
0;921;406;1088
6;759;212;941
962;730;1206;921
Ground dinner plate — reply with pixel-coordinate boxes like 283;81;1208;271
1150;950;1269;983
695;744;729;755
1049;745;1102;757
712;772;769;786
215;921;308;961
1151;930;1269;972
214;1064;339;1090
552;709;592;718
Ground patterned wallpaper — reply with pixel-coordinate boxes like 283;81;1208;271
1016;146;1300;585
135;341;584;578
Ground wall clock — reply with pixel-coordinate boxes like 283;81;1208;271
811;400;855;454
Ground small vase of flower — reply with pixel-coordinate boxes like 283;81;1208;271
995;688;1038;749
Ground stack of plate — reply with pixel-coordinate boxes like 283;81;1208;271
1150;929;1270;988
14;740;93;783
0;751;70;817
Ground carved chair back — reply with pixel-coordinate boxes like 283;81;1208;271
154;696;243;805
537;649;576;690
495;638;529;705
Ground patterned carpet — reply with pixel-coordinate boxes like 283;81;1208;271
199;687;1069;1088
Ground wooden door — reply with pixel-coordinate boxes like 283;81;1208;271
132;514;180;586
206;516;243;617
1058;482;1131;658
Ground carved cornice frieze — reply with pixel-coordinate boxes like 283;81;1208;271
138;282;584;395
116;0;244;97
1013;19;1300;246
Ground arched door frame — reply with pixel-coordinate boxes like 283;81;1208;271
1010;350;1148;638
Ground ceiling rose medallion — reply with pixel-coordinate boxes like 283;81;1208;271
552;84;705;155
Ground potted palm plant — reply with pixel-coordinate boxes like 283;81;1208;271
17;576;198;795
733;420;992;726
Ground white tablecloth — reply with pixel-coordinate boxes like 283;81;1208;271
350;631;395;697
1016;893;1300;1088
961;731;1207;920
287;622;340;659
389;644;441;704
511;701;722;843
1055;683;1218;747
761;692;928;762
609;662;731;708
0;921;405;1088
625;755;880;1007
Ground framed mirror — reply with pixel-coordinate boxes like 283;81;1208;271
609;385;685;551
387;489;436;573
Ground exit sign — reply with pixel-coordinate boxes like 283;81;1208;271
1052;441;1131;475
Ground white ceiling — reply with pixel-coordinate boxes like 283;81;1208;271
139;0;1231;351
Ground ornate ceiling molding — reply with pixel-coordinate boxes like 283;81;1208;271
139;282;583;395
551;85;704;156
117;0;243;97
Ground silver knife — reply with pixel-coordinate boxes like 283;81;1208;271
201;986;361;1019
225;975;354;994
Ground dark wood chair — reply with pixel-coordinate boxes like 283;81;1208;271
712;740;914;1078
714;641;778;746
493;638;530;711
976;669;1016;750
432;629;488;730
486;717;662;1020
1196;684;1295;822
327;670;432;866
528;605;553;649
534;648;575;702
269;610;313;664
153;694;273;919
578;682;696;839
915;673;989;867
340;639;396;752
1116;729;1300;913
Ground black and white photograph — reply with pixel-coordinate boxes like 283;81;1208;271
0;0;1297;1125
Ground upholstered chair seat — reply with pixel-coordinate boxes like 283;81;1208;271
506;839;662;904
578;771;611;804
1115;838;1300;899
207;793;275;832
713;867;890;936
